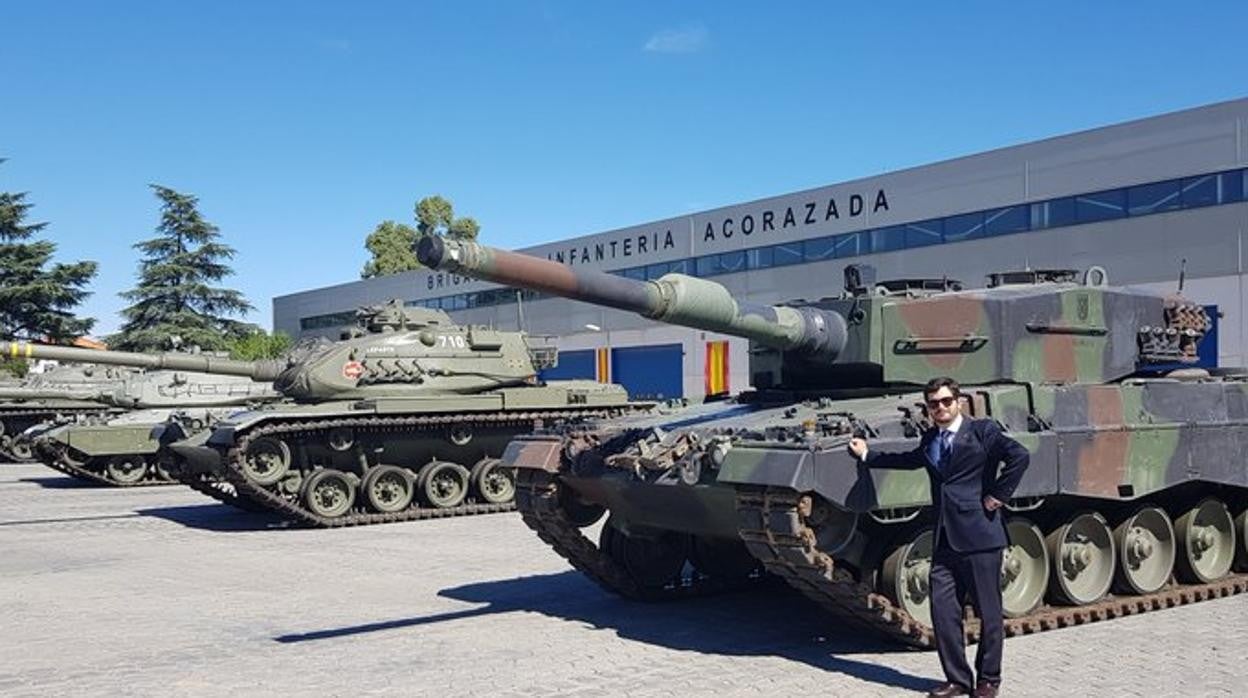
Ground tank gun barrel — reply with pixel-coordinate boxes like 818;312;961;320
1;342;287;382
0;386;102;401
417;237;847;360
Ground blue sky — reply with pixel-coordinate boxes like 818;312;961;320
2;2;1246;335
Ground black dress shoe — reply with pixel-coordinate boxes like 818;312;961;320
926;682;970;697
974;681;999;697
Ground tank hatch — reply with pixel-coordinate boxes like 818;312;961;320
354;299;454;334
986;269;1079;287
874;278;964;296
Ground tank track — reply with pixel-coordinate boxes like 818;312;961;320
36;447;179;488
173;471;270;513
514;468;766;601
222;407;646;528
736;486;1248;649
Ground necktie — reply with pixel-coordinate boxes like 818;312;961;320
939;430;953;470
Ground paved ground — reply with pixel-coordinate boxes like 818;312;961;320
1;462;1245;697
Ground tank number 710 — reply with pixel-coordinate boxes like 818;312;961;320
437;335;467;348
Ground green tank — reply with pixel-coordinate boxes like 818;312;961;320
24;299;649;526
418;236;1248;648
25;366;281;487
0;361;136;462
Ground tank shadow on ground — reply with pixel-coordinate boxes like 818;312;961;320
137;504;291;532
18;476;102;489
273;571;935;692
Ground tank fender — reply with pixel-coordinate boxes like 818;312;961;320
719;432;1060;511
501;435;564;473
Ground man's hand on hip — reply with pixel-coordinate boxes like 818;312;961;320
847;437;868;460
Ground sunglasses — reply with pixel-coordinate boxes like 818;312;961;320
925;396;957;409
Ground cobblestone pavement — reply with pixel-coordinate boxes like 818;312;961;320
1;462;1245;697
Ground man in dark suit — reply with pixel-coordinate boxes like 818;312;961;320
848;376;1029;698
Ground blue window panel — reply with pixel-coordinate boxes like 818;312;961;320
747;246;774;269
622;266;646;280
668;259;692;275
984;205;1030;236
539;349;596;382
1075;189;1127;223
719;250;747;274
1180;175;1219;209
1128;179;1182;215
870;226;905;253
771;242;803;267
1031;197;1076;229
943;212;985;242
450;294;468;310
904;219;943;248
645;262;670;279
834;231;867;258
803;236;837;263
611;344;683;400
695;255;720;277
1226;169;1246;203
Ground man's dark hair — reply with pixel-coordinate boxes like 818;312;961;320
923;376;960;399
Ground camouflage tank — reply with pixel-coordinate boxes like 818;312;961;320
0;360;135;462
10;299;647;526
19;357;281;487
418;236;1248;648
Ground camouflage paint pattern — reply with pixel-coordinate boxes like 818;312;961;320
420;241;1236;575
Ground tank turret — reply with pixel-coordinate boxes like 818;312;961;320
418;238;1211;389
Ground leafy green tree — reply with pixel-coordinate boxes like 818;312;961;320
416;194;479;241
226;327;293;361
112;185;253;352
0;163;98;343
360;195;480;278
0;358;29;379
361;220;420;278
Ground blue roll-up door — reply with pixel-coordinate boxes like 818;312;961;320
611;344;683;400
1199;304;1219;368
540;349;597;381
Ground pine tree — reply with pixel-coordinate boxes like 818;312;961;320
113;185;253;351
0;162;98;343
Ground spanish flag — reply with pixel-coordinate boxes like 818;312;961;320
595;347;611;383
704;341;729;396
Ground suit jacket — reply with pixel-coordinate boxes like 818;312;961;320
865;418;1030;552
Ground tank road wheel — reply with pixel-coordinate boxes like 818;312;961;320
8;436;35;463
689;535;760;582
1174;498;1235;583
470;458;515;505
302;469;357;518
362;465;414;513
242;437;292;486
1002;518;1049;617
1112;507;1176;595
1236;509;1248;572
418;461;470;509
601;521;690;589
105;456;149;485
880;528;935;628
557;487;606;527
1046;512;1115;605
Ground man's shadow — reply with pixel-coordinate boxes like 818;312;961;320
273;570;936;693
